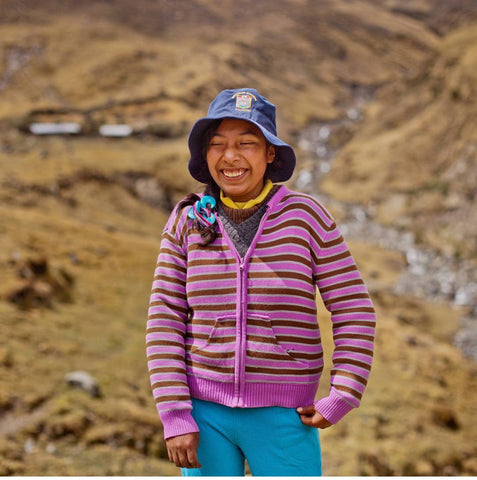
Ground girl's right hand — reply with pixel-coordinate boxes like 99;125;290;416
166;432;201;469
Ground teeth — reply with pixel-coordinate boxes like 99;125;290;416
223;169;246;178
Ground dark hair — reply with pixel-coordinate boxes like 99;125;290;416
178;183;220;246
179;120;222;246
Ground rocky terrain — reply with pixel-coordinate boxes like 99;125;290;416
0;0;476;475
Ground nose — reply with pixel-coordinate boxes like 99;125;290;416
223;145;239;163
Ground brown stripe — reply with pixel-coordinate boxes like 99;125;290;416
250;253;311;268
146;327;182;335
151;287;187;301
332;358;372;371
158;247;186;261
334;333;374;342
185;359;234;374
247;350;296;361
188;272;237;282
246;365;322;375
334;345;374;356
187;319;216;327
189;349;235;359
249;287;315;301
147;326;185;335
274;335;320;346
271;319;319;330
268;200;333;229
262;219;326;249
146;339;184;349
153;274;185;286
319;279;364;294
292;351;324;361
316;265;357;281
256;236;310;251
170;210;182;236
162;231;179;245
148;353;185;361
330;369;368;386
248;303;316;315
332;307;375;315
156;395;190;403
178;219;189;245
190;336;235;345
246;350;323;363
188;243;230;253
333;319;376;328
148;312;187;322
187;287;237;298
149;301;188;315
151;381;188;389
249;270;311;283
155;260;187;275
329;293;371;303
193;304;237;312
322;234;346;249
149;366;186;375
333;384;363;400
189;257;236;267
187;333;209;341
315;250;351;266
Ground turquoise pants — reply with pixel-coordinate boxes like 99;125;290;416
181;398;322;477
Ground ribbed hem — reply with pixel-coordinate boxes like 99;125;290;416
314;388;356;424
159;408;199;440
188;376;318;409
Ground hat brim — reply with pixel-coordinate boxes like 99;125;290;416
188;116;296;184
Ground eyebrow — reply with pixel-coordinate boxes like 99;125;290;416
210;130;260;137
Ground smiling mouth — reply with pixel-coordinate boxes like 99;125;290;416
222;168;247;178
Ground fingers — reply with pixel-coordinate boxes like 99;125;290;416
297;405;315;416
186;445;201;469
296;405;315;427
166;432;202;469
296;406;333;429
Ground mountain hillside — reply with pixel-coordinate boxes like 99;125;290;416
1;0;476;475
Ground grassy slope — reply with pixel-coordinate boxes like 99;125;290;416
1;0;476;475
322;23;477;258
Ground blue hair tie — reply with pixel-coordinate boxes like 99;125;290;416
188;195;217;226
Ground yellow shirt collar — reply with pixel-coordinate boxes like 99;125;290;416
220;179;274;209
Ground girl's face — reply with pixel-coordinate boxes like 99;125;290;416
206;118;275;202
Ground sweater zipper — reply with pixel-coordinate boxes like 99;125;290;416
235;205;272;405
235;260;246;404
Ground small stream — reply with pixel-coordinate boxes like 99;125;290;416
292;89;477;361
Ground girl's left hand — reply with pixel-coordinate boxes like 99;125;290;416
297;405;332;429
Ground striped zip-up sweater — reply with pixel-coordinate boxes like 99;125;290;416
146;186;376;439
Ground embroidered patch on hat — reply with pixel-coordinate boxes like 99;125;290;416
232;91;257;111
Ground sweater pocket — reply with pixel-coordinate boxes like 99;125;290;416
246;314;317;380
185;316;236;381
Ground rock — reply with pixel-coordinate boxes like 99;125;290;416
65;371;102;398
24;438;35;454
7;257;75;309
463;456;477;475
0;347;14;368
414;459;435;476
431;405;460;430
7;281;53;309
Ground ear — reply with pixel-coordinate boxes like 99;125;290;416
267;145;276;164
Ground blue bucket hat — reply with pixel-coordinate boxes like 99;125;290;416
188;88;296;184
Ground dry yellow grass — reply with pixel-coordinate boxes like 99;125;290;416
1;0;476;475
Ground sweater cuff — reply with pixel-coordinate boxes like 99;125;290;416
159;408;199;440
314;389;355;424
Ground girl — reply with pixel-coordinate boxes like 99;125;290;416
146;88;376;476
